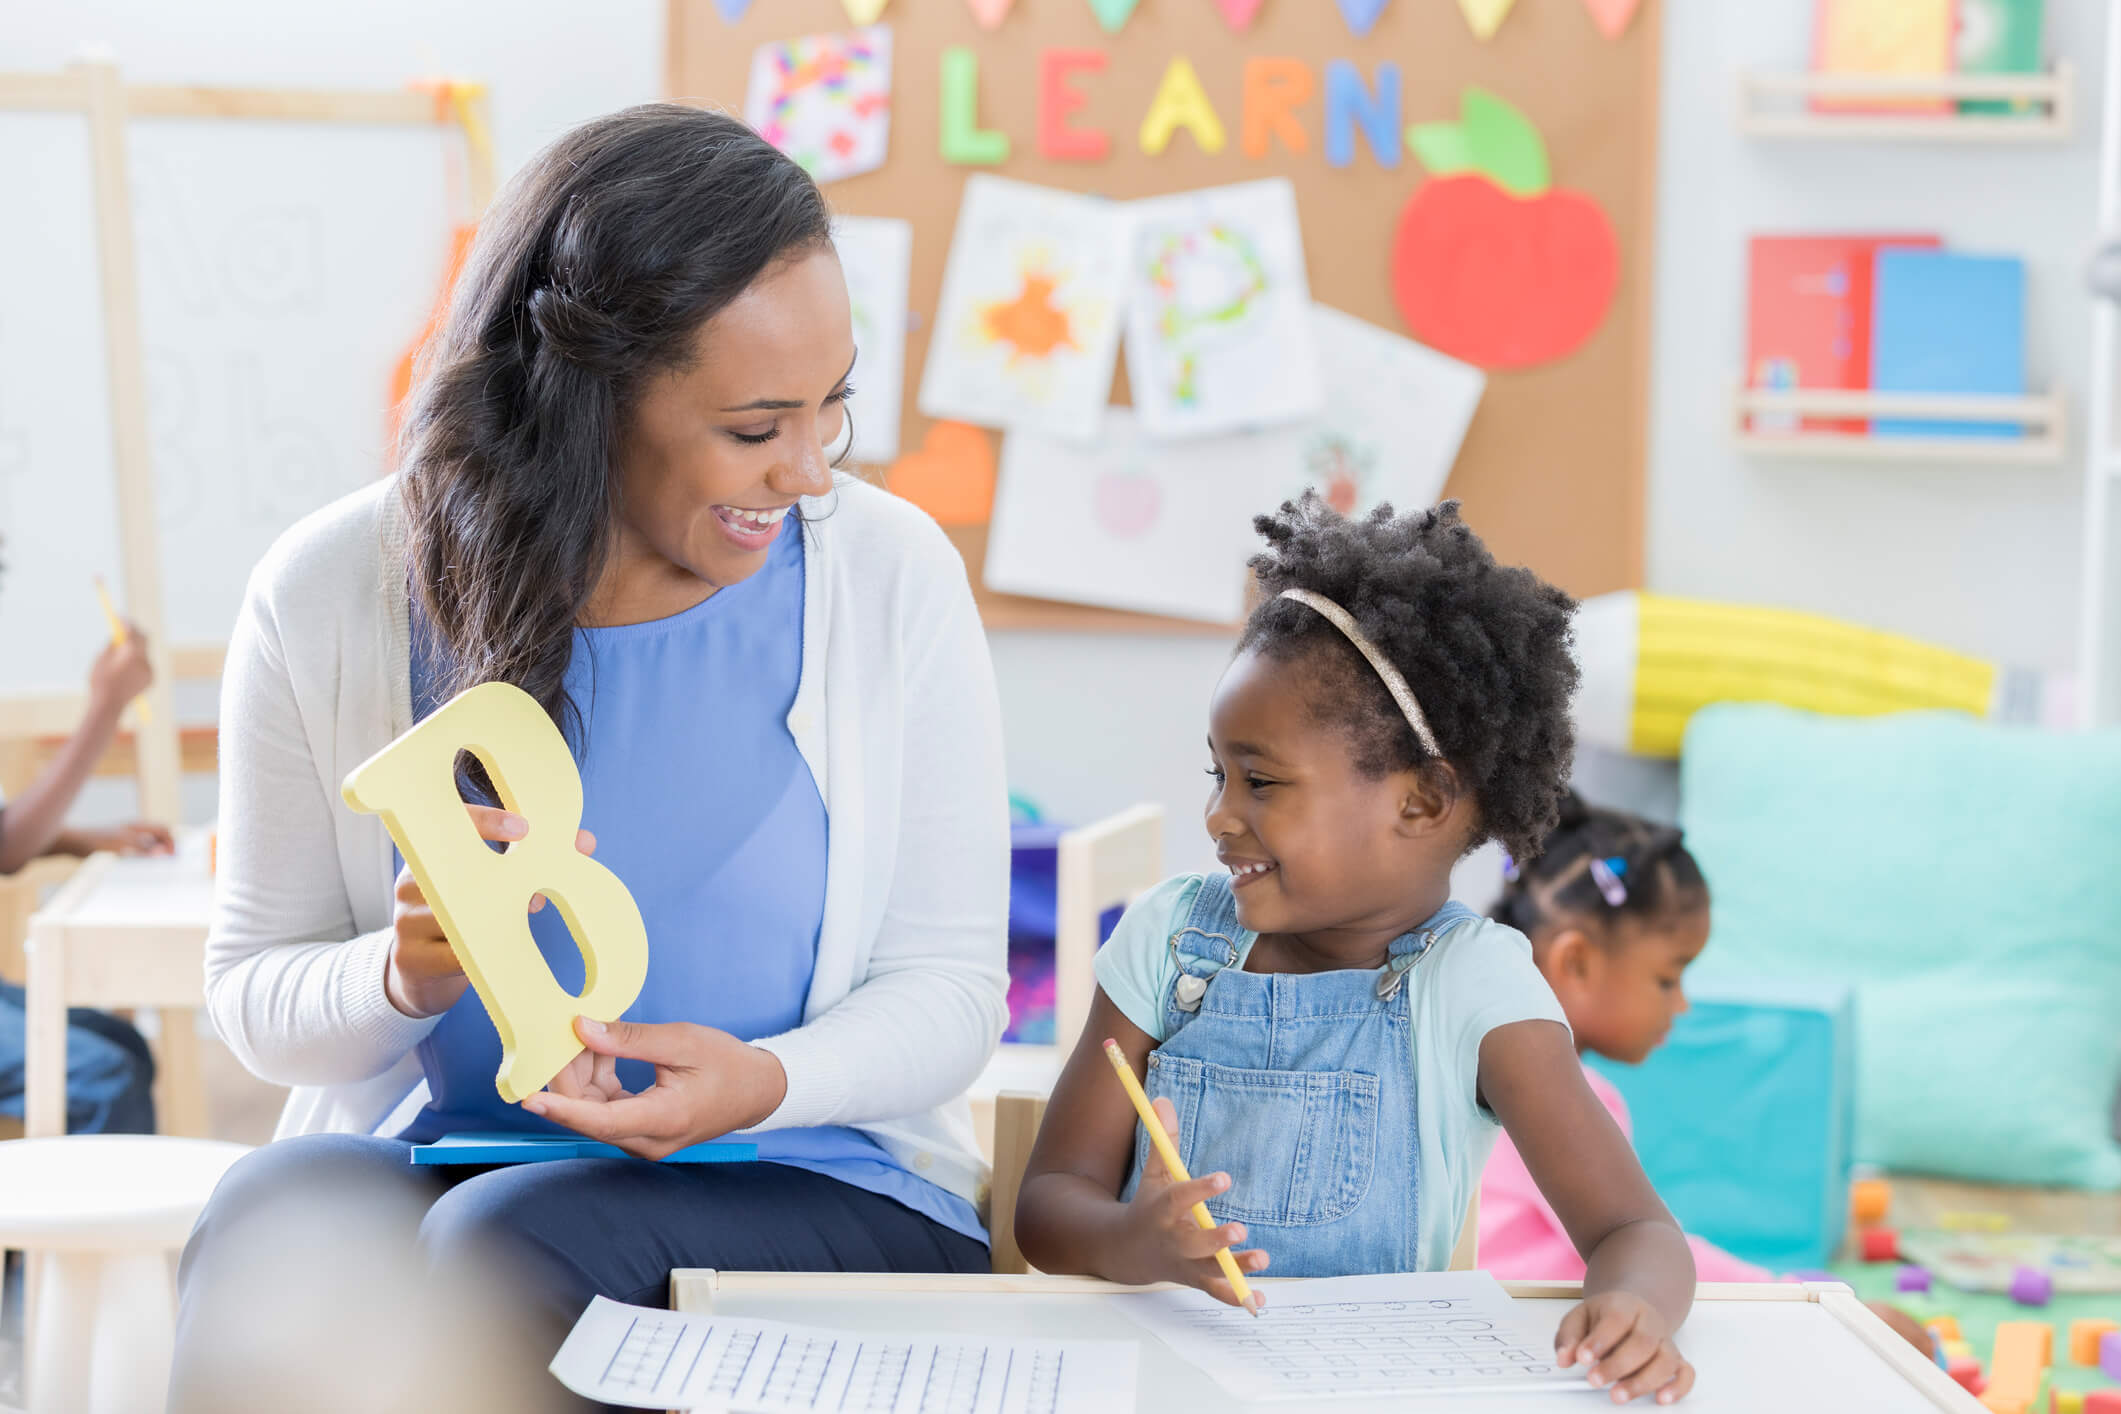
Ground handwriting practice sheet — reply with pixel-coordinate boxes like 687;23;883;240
551;1296;1138;1412
1112;1273;1596;1401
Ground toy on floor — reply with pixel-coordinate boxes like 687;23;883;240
1853;1177;1892;1226
2081;1390;2121;1414
1931;1315;1964;1341
2054;1388;2084;1414
1862;1227;1901;1262
2100;1329;2121;1381
1949;1354;1985;1393
2013;1267;2056;1307
1945;1212;2017;1233
1901;1232;2121;1295
2070;1319;2119;1365
1898;1264;1933;1293
1981;1322;2052;1414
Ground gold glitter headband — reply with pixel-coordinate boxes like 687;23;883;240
1277;588;1442;759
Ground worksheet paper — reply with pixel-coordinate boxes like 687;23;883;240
1111;1272;1595;1401
551;1296;1138;1413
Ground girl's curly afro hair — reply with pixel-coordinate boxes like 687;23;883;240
1238;494;1579;861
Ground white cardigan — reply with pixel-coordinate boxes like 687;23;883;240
206;475;1012;1212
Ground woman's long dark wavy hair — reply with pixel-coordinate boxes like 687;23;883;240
396;104;832;745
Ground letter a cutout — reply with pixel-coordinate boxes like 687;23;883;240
342;681;648;1104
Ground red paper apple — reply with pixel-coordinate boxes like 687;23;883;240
1392;88;1618;371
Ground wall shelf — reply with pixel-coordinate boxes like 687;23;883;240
1735;65;2073;142
1732;386;2067;463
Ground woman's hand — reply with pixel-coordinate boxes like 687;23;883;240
522;1016;790;1159
1555;1290;1695;1405
384;804;595;1020
61;821;175;857
1119;1096;1269;1310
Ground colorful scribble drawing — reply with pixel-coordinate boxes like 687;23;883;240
743;27;893;185
1304;430;1374;517
1122;180;1320;440
919;177;1130;443
1141;225;1270;408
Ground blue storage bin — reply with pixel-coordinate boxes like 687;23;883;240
1587;981;1855;1273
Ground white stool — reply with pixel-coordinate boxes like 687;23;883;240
0;1135;250;1414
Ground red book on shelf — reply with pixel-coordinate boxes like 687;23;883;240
1745;234;1942;435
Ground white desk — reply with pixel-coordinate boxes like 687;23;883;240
670;1273;1981;1414
24;846;215;1138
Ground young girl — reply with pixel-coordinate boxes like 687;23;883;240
1479;795;1768;1284
1017;496;1698;1407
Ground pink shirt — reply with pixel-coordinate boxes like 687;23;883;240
1478;1063;1773;1282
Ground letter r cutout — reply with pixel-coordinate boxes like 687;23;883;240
341;681;649;1104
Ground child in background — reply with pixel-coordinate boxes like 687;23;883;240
1019;496;1699;1406
1483;795;1932;1355
0;621;175;1135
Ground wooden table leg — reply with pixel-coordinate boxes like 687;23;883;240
153;1010;208;1140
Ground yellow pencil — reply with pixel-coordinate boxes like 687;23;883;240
92;576;150;726
1102;1037;1260;1316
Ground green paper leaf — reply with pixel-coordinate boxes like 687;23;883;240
1087;0;1141;32
1406;87;1551;197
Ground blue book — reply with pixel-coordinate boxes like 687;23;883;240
409;1132;759;1166
1870;249;2026;438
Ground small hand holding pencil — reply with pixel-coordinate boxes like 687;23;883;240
1104;1038;1267;1315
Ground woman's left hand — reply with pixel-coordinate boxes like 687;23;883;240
1555;1290;1694;1404
522;1016;789;1158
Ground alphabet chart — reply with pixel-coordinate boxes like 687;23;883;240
1112;1272;1596;1400
550;1296;1137;1412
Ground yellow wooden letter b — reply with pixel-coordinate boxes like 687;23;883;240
341;681;648;1104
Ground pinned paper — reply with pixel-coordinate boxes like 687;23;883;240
1282;304;1485;517
832;215;912;463
1214;0;1267;31
1335;0;1390;36
1583;0;1641;38
1394;88;1618;369
1241;58;1313;158
1088;0;1142;32
1408;86;1547;197
1139;57;1228;157
744;27;893;185
886;421;997;525
1040;50;1111;161
1325;60;1400;169
842;0;889;21
1456;0;1518;40
1123;179;1321;439
939;46;1010;165
968;0;1016;27
713;0;754;20
918;175;1130;443
342;682;650;1105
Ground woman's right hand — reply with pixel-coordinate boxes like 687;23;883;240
384;805;597;1019
1122;1095;1270;1309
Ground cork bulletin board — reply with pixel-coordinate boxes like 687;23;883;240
667;0;1662;631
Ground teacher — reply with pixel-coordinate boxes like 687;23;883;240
173;105;1009;1403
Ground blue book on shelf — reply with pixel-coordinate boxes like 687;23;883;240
409;1132;759;1166
1870;249;2026;439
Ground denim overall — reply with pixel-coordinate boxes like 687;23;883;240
1119;874;1476;1276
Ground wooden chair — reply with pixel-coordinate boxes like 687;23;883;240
970;804;1164;1156
983;1091;1481;1277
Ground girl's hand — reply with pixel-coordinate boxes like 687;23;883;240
1556;1291;1695;1404
1121;1096;1269;1310
384;805;595;1020
87;623;153;715
522;1016;789;1159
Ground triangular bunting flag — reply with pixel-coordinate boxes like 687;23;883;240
1334;0;1389;36
1088;0;1142;33
968;0;1016;27
842;0;889;22
1456;0;1517;40
712;0;753;21
1213;0;1267;31
1582;0;1641;38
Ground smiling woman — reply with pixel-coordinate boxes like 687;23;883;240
171;106;1010;1414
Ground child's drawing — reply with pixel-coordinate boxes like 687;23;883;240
1123;179;1321;440
743;26;893;185
984;408;1302;623
830;215;911;464
918;175;1130;445
1278;304;1486;517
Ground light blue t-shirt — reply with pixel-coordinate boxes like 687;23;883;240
1094;874;1568;1271
400;521;984;1245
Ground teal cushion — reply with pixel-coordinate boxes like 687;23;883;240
1679;705;2121;1189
